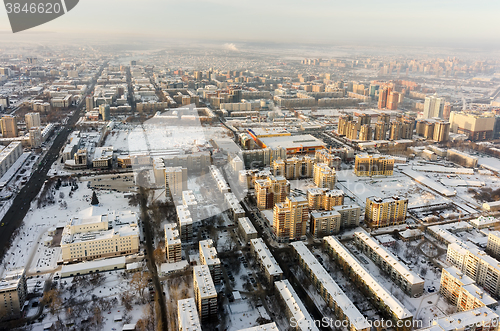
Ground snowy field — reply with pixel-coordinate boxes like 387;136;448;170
0;180;139;279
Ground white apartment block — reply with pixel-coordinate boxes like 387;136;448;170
238;217;258;243
290;241;371;331
199;239;221;285
250;238;283;284
487;231;500;259
0;141;22;178
224;192;245;220
177;205;193;242
210;165;230;193
324;236;413;324
177;298;201;331
165;166;188;197
354;231;424;297
165;223;182;263
193;265;217;320
274;280;320;331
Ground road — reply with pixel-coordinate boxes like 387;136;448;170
0;63;107;262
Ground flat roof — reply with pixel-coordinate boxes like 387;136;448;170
61;257;126;275
355;232;424;285
402;169;456;197
165;223;181;246
258;134;326;150
177;298;201;331
324;236;412;320
238;217;257;235
193;265;216;298
429;307;499;331
250;238;282;276
275;280;319;331
290;241;371;329
199;239;220;266
236;322;279;331
177;205;193;225
471;216;500;227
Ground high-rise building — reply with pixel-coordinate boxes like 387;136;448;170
310;210;341;238
307;188;344;210
433;120;450;142
0;269;27;320
423;95;445;119
273;196;308;242
193;265;217;320
337;114;353;136
25;112;40;129
359;124;372;141
389;121;402;140
378;87;390;109
28;128;42;148
440;266;496;312
346;120;359;140
401;120;413;139
365;196;408;228
0;115;18;138
165;167;188;198
387;91;399;110
443;102;452;120
313;163;336;189
86;96;94;111
416;120;435;139
358;113;371;125
377;113;391;124
315;149;342;170
449;112;495;141
272;156;314;179
99;104;111;121
165;223;181;263
354;154;394;177
374;121;387;140
255;175;290;209
194;70;203;81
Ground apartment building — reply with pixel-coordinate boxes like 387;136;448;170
0;141;22;178
224;192;245;220
255;175;290;210
487;231;500;259
365;196;408;228
177;205;193;242
0;269;27;320
274;280;319;331
416;306;499;331
0;115;18;138
440;266;496;312
324;236;413;327
238;217;258;243
25;112;41;129
193;265;217;320
310;210;341;238
273;196;309;242
315;149;343;169
354;154;394;177
165;223;182;263
307;188;344;210
332;204;361;228
177;298;201;331
353;231;424;297
313;163;336;189
165;166;188;197
447;242;500;297
199;239;221;285
236;323;279;331
209;165;230;193
250;238;283;284
272;156;314;179
290;241;371;331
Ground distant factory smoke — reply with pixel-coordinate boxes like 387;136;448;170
223;43;239;52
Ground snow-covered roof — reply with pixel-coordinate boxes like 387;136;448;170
323;236;412;320
199;239;220;266
354;232;424;286
238;217;257;236
250;238;282;277
165;223;181;246
275;280;319;331
237;322;279;331
193;265;216;299
177;298;201;331
290;241;371;329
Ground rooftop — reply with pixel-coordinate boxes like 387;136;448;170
193;265;216;298
177;298;202;331
238;217;257;236
250;238;282;276
275;280;319;331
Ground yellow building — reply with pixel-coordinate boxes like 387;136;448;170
0;115;18;138
255;175;290;210
273;196;308;242
310;210;341;238
354;154;394;177
313;163;336;189
307;188;344;210
365;196;408;228
193;265;217;321
164;223;181;263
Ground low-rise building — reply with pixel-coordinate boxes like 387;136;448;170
250;238;283;284
353;231;424;297
224;192;245;220
416;306;499;331
238;217;258;243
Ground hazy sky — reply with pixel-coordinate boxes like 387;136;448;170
1;0;500;47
